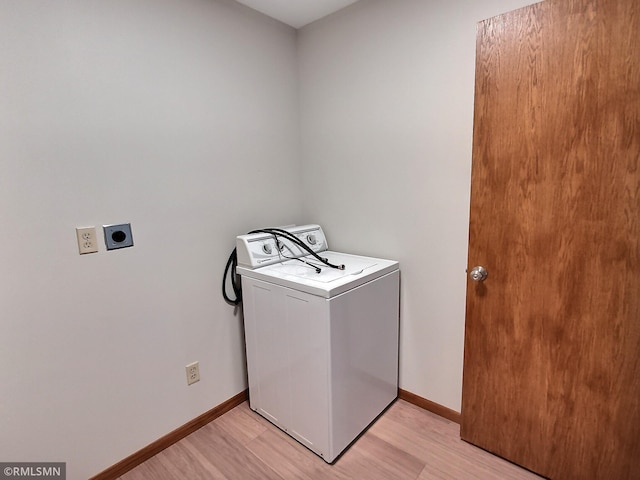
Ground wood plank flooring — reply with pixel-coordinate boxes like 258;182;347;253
119;400;544;479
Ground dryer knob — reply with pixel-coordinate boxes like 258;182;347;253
307;234;317;245
262;244;272;255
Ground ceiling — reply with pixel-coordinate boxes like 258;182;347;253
234;0;359;29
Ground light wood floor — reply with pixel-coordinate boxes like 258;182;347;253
119;400;544;479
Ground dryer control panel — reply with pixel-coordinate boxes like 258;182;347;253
236;224;328;269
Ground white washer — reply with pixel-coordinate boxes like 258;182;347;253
236;224;399;463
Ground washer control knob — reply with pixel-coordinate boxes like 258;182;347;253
262;243;272;255
307;234;317;245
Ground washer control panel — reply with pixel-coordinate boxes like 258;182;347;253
236;224;328;269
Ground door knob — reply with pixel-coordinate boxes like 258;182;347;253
469;266;488;282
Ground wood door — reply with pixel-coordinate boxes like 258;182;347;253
460;0;640;479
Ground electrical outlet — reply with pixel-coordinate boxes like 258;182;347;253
103;223;134;250
186;361;200;385
76;227;98;254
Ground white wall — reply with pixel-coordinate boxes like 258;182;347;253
1;0;548;477
298;0;537;412
0;1;300;478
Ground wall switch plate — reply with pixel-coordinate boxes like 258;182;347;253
103;223;134;250
76;227;98;254
186;362;200;385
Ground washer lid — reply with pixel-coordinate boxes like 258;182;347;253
236;251;399;298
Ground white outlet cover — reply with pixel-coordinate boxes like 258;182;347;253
76;227;98;254
185;362;200;385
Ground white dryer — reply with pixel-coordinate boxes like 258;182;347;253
235;224;399;463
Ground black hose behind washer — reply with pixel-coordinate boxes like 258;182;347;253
222;227;345;306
